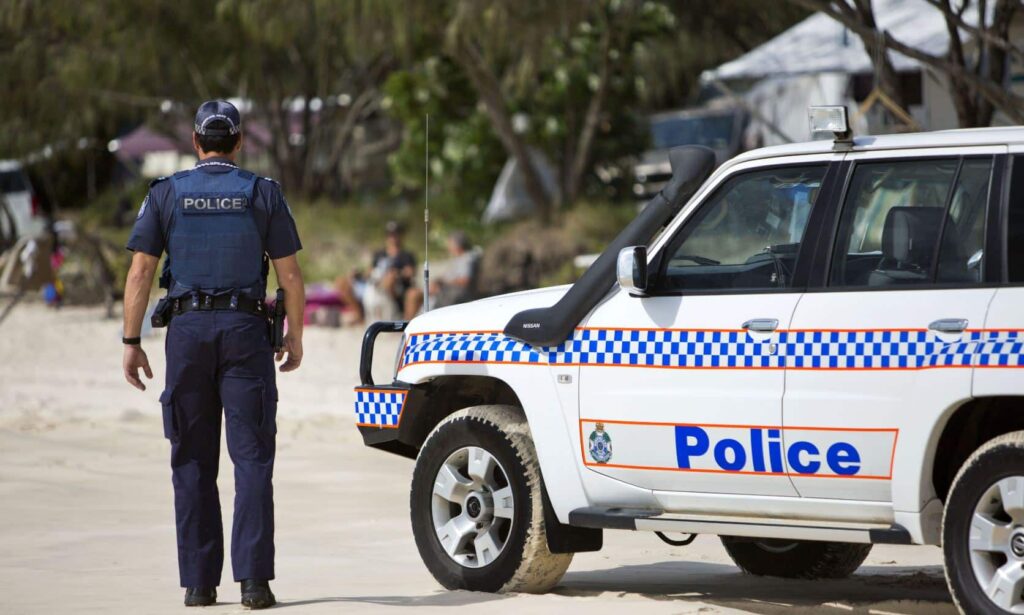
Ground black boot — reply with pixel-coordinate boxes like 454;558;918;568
240;579;276;610
183;587;217;607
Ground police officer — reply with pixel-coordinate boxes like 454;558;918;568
121;100;305;609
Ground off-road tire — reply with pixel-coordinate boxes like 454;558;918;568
721;536;871;579
943;431;1024;615
410;405;573;593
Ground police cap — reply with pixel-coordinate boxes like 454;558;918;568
194;100;242;136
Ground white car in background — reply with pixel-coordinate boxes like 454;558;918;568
355;109;1024;614
0;160;43;240
633;106;749;200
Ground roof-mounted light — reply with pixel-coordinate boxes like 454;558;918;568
808;105;852;146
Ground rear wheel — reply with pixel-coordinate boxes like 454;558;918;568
410;405;572;593
721;536;871;579
944;431;1024;614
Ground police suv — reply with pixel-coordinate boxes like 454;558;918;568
355;108;1024;614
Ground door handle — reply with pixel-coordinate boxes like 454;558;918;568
928;318;968;334
742;318;779;333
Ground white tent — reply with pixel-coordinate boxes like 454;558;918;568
705;0;962;81
700;0;983;145
482;149;561;224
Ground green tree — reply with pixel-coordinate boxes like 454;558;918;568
0;0;422;200
384;57;507;222
444;0;675;220
384;0;674;222
211;0;418;197
0;1;228;206
636;0;811;110
385;0;807;222
1;0;812;213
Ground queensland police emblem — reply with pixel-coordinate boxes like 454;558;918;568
588;423;613;464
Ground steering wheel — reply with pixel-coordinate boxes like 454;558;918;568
745;247;790;287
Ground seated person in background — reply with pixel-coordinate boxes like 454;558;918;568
336;221;420;323
420;230;480;309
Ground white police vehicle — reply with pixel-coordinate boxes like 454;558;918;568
355;108;1024;614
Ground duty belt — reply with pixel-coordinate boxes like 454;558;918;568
173;293;267;317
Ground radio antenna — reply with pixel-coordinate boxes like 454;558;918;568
423;113;431;313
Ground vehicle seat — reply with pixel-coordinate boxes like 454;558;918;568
868;206;968;286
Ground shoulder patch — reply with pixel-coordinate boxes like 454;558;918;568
148;176;169;187
137;194;150;219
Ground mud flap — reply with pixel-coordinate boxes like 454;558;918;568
543;479;602;554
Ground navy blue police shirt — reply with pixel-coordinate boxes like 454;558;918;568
126;157;303;296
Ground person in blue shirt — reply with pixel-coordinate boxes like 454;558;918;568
121;100;305;609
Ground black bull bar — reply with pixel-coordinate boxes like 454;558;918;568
358;320;408;387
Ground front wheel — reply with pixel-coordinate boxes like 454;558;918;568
721;536;871;579
944;431;1024;614
410;405;572;593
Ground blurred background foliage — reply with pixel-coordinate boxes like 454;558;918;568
0;0;808;284
0;0;806;204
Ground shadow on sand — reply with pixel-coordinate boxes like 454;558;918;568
556;560;955;614
275;561;955;614
272;591;509;609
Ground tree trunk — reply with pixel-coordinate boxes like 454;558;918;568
451;38;555;222
848;0;908;122
564;25;612;205
977;0;1018;126
942;0;981;126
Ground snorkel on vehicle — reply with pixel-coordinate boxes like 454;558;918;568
503;145;717;347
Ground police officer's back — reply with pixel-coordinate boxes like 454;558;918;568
121;100;306;609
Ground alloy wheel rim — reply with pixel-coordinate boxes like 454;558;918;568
431;446;514;568
969;476;1024;613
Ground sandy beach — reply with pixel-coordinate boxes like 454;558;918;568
0;304;957;614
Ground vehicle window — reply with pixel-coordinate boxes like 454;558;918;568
938;159;991;282
1009;156;1024;283
657;165;827;292
830;157;992;288
0;170;28;193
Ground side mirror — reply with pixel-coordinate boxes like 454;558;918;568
616;246;648;296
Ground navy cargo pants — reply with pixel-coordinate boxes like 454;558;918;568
160;310;277;588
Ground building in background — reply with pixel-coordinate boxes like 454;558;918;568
110;125;195;179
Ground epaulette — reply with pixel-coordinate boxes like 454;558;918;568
148;176;170;187
171;169;192;180
259;176;280;186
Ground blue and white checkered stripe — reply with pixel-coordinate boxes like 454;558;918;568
401;329;1024;371
782;330;982;369
560;329;783;368
402;332;550;365
354;389;406;427
402;329;783;369
975;331;1024;368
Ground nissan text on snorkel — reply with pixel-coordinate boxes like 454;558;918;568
353;105;1024;614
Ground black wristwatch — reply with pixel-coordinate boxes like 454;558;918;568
122;336;142;346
